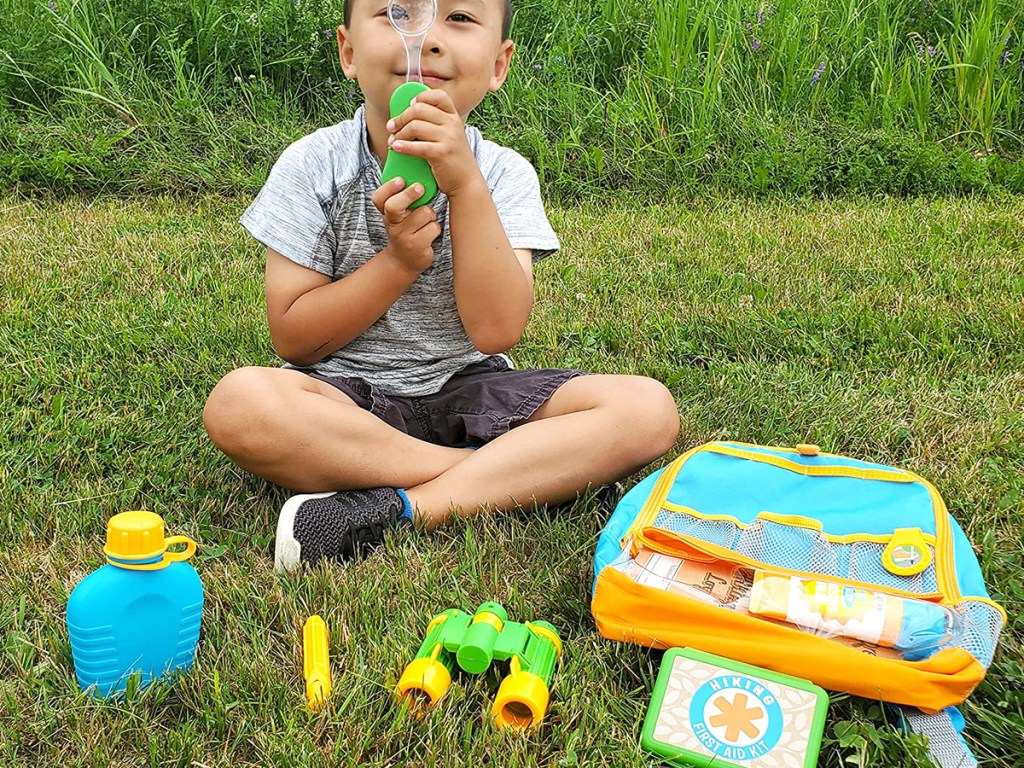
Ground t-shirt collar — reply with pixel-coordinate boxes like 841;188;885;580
354;105;382;173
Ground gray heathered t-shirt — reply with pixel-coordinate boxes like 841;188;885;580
240;105;560;397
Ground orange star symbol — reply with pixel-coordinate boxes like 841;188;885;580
709;693;764;742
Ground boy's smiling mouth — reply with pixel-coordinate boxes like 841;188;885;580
399;71;449;84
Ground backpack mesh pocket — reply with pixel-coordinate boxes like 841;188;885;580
652;508;742;549
649;511;942;595
945;599;1003;666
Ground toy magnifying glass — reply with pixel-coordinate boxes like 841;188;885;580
389;0;436;84
380;0;439;208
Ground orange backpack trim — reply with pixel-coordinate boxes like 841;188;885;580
592;566;984;713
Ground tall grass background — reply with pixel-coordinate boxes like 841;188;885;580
1;0;1022;196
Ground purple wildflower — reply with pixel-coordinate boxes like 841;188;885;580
533;63;542;71
745;24;762;52
811;61;826;85
758;6;765;25
48;0;56;8
324;29;333;40
927;45;936;58
1002;49;1012;65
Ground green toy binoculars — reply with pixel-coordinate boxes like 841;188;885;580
395;602;562;728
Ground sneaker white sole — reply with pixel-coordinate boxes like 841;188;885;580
274;492;335;573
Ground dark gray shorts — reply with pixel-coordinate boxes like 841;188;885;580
308;356;587;447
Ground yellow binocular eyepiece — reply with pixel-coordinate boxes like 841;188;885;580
396;650;452;712
491;657;551;728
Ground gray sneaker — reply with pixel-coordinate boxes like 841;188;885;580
274;488;412;572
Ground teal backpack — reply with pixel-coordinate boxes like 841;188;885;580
591;442;1006;767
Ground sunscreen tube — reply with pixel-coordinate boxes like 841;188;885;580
748;571;951;654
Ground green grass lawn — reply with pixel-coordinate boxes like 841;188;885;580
1;193;1022;766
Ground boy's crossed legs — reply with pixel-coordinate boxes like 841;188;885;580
203;365;680;568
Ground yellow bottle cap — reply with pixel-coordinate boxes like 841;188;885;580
103;511;197;569
104;511;167;560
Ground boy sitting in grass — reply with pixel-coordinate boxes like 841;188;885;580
202;0;680;571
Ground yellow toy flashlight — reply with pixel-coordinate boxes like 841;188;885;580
303;615;332;711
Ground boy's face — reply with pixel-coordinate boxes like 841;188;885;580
338;0;514;123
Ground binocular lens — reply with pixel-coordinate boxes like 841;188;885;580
401;687;434;712
500;700;536;728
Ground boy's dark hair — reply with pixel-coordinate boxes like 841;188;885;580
343;0;512;42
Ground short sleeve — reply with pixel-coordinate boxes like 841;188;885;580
486;150;560;263
239;140;337;276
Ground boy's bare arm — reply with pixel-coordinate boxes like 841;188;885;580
447;178;533;353
266;179;440;366
386;89;534;355
265;248;414;366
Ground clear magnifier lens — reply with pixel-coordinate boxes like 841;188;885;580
388;0;437;83
387;0;437;36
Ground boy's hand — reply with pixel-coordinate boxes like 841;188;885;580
372;177;440;275
386;89;481;197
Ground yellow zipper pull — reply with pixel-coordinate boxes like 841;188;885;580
882;528;933;577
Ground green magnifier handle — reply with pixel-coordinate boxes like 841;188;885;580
381;82;437;208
